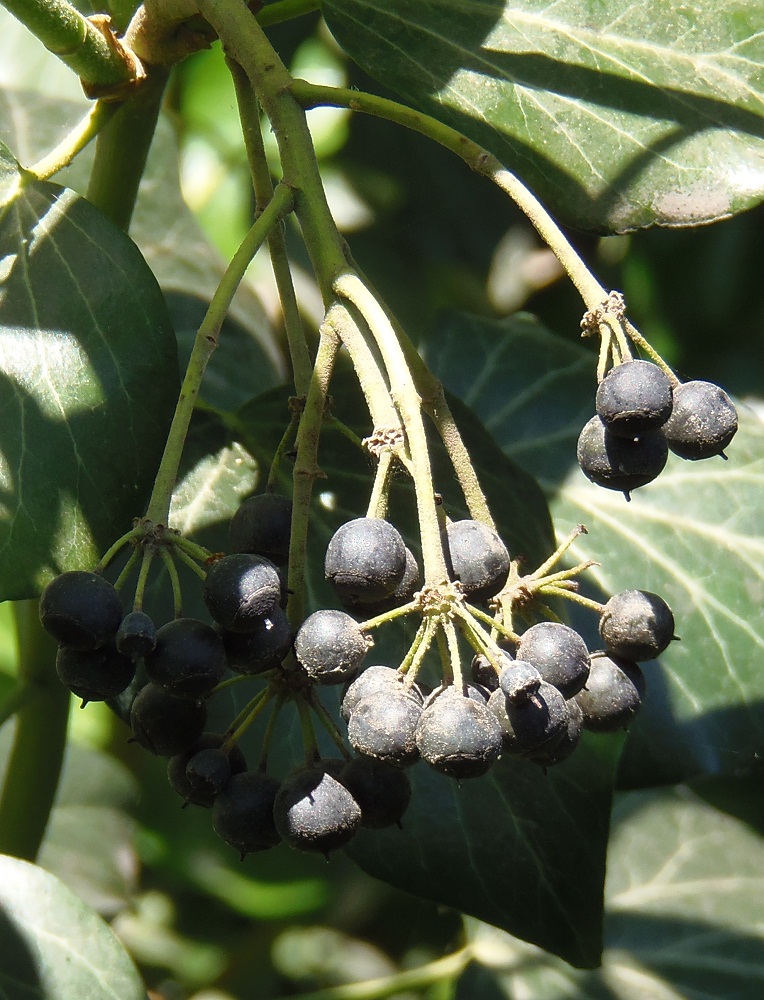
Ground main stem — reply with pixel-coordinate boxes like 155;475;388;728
197;0;448;585
145;183;295;525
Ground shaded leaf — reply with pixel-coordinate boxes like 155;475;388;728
427;311;764;786
348;735;621;969
466;787;764;999
323;0;764;232
0;853;146;999
0;164;178;599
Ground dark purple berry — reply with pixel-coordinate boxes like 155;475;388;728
229;492;292;564
325;518;407;605
39;571;122;650
203;553;282;631
661;380;738;460
144;618;226;699
596;360;673;438
599;590;675;661
445;520;510;602
295;609;371;684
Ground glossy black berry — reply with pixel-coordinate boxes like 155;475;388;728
39;571;122;650
445;520;510;602
488;681;569;755
203;553;282;632
471;647;513;690
575;652;646;732
347;689;422;767
516;622;590;698
577;416;668;497
116;611;157;659
325;518;407;606
529;697;584;767
599;590;675;661
596;360;673;438
229;492;292;564
130;682;207;756
273;764;362;854
212;771;281;855
416;687;503;779
56;642;136;704
220;607;293;674
185;748;231;801
294;610;370;685
144;618;226;699
341;665;421;722
661;380;738;460
168;732;247;808
339;756;411;829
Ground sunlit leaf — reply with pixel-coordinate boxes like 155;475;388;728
323;0;764;232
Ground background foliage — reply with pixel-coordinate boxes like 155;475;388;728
0;1;762;998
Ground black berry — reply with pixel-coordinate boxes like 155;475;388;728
345;546;421;616
220;607;293;674
498;659;542;703
273;763;362;854
575;652;646;732
341;665;421;722
56;642;136;704
339;756;411;829
488;681;569;755
185;748;231;801
144;618;226;699
528;697;584;767
599;590;675;661
347;689;422;767
415;687;503;779
130;682;207;756
577;416;668;497
295;609;371;685
661;380;738;460
325;518;407;606
168;732;247;807
39;571;122;650
212;771;281;855
203;553;282;632
516;622;590;698
445;520;510;602
596;360;673;438
229;492;292;564
116;611;157;659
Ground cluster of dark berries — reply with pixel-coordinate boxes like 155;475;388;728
577;360;738;498
39;494;415;859
319;513;675;779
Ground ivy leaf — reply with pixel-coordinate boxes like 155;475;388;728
466;787;764;999
426;312;764;786
349;736;621;969
0;854;146;999
0;160;178;599
322;0;764;232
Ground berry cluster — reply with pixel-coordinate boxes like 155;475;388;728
577;360;738;498
40;491;680;858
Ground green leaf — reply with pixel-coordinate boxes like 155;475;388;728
322;0;764;232
0;853;146;999
349;736;621;969
0;167;178;599
426;312;764;786
0;86;284;411
467;787;764;999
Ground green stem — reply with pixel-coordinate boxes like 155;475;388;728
334;274;448;587
160;548;183;617
223;686;274;750
25;100;118;181
291;80;608;312
287;320;340;628
0;0;139;87
307;692;351;760
94;525;142;572
229;58;313;397
145;183;295;525
266;406;301;491
0;601;70;861
113;547;140;592
366;449;393;519
132;548;156;611
269;946;473;1000
541;586;604;613
86;70;167;230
